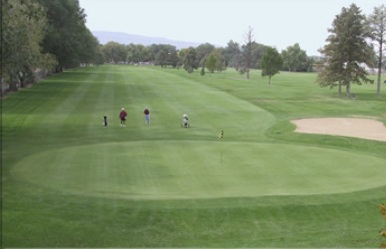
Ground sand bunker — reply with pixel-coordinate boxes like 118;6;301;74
292;118;386;142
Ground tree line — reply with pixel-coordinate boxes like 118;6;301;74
1;0;99;93
1;1;385;97
99;37;312;74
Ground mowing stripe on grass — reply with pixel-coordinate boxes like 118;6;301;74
3;65;386;248
11;141;386;199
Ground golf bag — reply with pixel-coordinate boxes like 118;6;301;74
182;114;189;128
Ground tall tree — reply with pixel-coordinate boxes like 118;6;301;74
101;42;126;63
195;43;215;67
37;0;96;71
205;54;217;73
78;28;100;65
250;43;269;69
200;59;206;76
126;44;150;64
180;47;198;73
211;48;226;72
1;0;55;91
281;43;308;72
317;4;374;97
242;26;254;79
214;49;226;72
223;40;241;68
150;44;178;67
369;4;386;97
261;47;283;84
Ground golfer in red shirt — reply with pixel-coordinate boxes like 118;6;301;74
119;108;127;127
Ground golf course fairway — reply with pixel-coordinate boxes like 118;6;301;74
2;66;386;248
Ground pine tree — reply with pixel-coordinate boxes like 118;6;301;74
369;5;386;97
317;4;374;97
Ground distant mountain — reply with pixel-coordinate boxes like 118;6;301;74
92;31;201;49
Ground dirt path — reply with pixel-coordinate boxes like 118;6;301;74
292;118;386;142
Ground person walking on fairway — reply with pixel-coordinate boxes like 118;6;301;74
119;108;127;127
144;107;150;124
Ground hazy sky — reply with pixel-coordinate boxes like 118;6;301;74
79;0;383;55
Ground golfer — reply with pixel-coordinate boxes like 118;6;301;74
119;108;127;127
103;115;108;126
182;114;189;128
144;107;150;124
218;130;224;139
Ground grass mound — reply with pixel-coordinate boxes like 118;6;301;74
12;141;386;199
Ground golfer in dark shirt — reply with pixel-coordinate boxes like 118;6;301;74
144;107;150;124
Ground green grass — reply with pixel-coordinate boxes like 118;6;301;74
2;65;386;248
10;141;386;199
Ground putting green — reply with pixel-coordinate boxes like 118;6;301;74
12;141;386;199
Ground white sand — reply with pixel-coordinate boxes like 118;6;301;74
292;118;386;142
